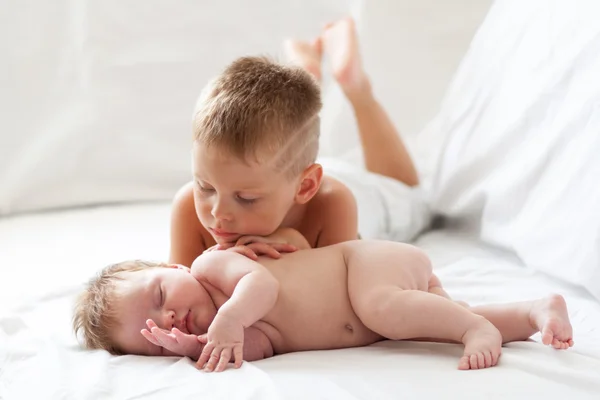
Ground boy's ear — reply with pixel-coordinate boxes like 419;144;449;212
295;163;323;204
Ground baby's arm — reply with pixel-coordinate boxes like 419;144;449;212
191;250;279;371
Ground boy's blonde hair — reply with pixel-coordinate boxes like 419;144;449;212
72;260;168;355
193;56;322;177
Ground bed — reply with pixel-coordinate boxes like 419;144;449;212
1;203;599;399
2;0;600;399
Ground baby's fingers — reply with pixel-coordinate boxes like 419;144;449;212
215;348;232;372
141;329;161;347
146;319;159;330
197;343;214;369
204;348;223;372
233;345;243;369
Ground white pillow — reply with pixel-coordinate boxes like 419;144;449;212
428;0;600;299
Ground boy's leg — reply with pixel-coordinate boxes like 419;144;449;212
322;18;419;187
347;242;502;370
283;37;323;82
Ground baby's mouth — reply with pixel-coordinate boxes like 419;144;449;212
184;310;192;334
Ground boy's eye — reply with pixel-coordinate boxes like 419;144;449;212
199;185;214;193
236;195;257;205
159;286;164;307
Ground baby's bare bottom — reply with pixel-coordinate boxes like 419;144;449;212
344;241;573;370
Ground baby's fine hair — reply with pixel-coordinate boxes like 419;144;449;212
72;259;168;355
193;56;322;177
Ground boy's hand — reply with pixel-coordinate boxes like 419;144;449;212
205;241;297;260
197;314;244;372
141;319;204;359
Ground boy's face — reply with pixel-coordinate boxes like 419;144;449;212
112;266;216;356
192;142;300;245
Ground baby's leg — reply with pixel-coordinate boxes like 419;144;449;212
426;273;573;348
321;18;419;187
427;273;468;307
470;295;574;349
347;241;502;370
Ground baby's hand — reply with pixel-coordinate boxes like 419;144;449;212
141;319;204;359
197;314;244;372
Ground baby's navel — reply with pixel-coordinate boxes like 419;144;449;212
344;323;354;333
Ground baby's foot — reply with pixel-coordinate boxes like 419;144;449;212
459;318;502;370
284;38;323;82
529;294;574;349
322;17;369;97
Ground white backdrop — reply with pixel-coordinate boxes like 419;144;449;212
0;0;491;215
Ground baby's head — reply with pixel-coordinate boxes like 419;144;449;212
192;56;323;244
73;260;216;356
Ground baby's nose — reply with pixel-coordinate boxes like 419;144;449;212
163;310;176;329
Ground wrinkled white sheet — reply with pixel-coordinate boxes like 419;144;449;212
1;204;599;399
424;0;600;300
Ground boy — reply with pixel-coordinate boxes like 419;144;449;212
73;236;574;372
169;18;420;266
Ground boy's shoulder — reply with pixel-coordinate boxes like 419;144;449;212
169;181;215;265
311;175;354;206
303;175;358;247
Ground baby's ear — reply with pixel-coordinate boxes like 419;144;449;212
295;163;323;204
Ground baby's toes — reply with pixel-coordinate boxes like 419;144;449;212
470;354;481;369
458;356;471;370
492;349;501;366
542;330;554;346
483;351;493;368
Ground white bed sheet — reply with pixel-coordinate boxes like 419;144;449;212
1;204;599;399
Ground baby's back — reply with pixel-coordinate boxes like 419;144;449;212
256;241;381;354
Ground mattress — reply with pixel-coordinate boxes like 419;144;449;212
1;203;599;399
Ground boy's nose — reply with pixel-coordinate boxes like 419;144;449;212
211;201;232;221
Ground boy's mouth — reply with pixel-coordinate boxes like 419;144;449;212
210;228;238;240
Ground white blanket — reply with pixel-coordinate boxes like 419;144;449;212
424;0;600;299
1;204;599;399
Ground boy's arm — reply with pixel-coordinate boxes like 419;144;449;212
169;182;209;267
315;178;359;247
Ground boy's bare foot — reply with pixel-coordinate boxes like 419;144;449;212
284;38;323;82
459;318;502;370
529;294;574;349
322;17;370;99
